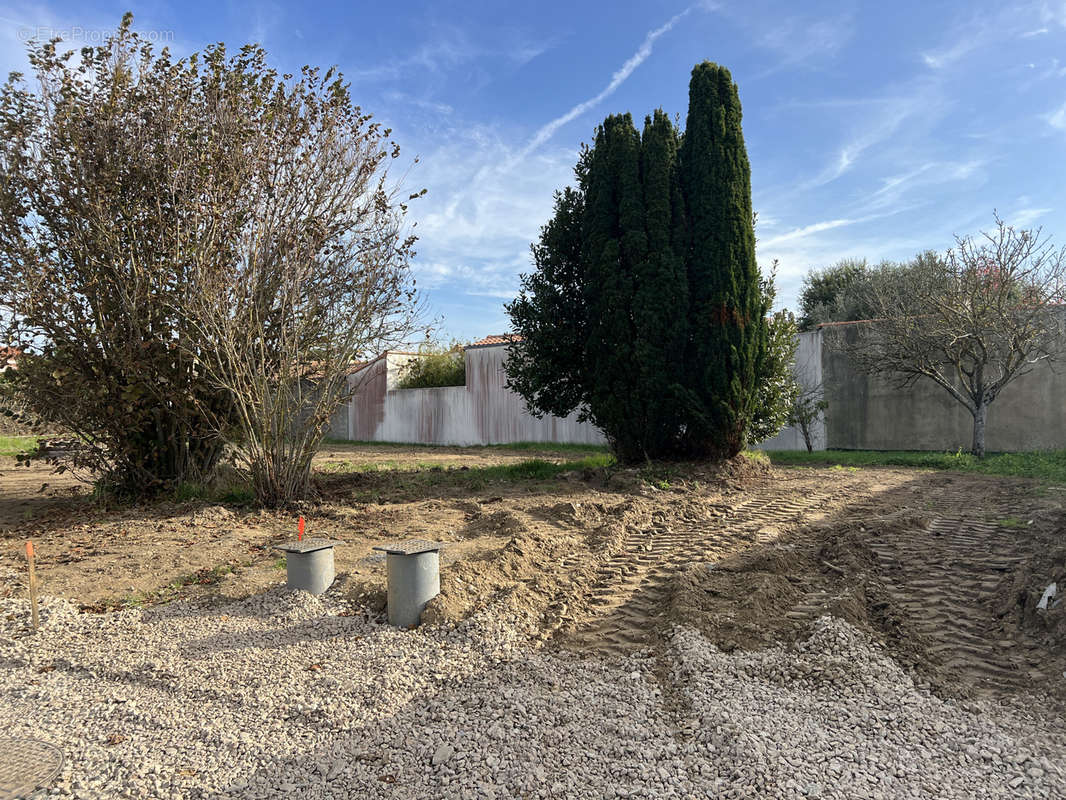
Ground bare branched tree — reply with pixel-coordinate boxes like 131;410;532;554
787;383;827;453
183;49;423;506
840;215;1066;457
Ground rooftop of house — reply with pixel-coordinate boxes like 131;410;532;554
467;334;519;348
0;346;20;370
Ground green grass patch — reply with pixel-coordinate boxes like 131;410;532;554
319;453;614;481
764;448;1066;482
995;516;1028;528
173;475;256;506
316;452;616;502
743;449;770;465
477;455;613;480
481;441;610;454
0;435;37;458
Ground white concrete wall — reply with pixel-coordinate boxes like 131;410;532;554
342;345;607;446
756;329;826;451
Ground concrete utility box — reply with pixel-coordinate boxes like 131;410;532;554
372;540;441;628
275;538;341;595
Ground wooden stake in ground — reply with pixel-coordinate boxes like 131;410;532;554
26;540;39;632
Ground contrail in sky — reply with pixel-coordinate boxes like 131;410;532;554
516;5;701;160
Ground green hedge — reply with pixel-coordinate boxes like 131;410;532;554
396;345;466;389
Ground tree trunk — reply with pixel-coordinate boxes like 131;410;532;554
971;402;987;458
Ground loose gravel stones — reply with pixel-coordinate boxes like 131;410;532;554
1;592;1063;799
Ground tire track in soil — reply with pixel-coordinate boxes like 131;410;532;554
866;515;1038;692
549;473;873;657
536;467;1059;703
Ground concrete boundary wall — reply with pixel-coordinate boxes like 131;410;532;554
329;324;1065;452
756;330;826;452
821;324;1066;452
765;324;1066;453
332;344;606;447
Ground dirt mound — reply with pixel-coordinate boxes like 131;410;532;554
666;534;879;653
706;451;774;484
551;470;880;656
664;512;957;689
669;558;806;651
456;509;523;539
661;493;1066;702
421;499;645;630
993;541;1066;654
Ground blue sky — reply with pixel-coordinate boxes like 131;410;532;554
2;1;1064;342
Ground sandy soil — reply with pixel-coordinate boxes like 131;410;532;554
2;445;1064;706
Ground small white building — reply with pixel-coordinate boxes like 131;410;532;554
329;336;606;446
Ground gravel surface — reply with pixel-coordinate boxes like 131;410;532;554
2;591;1064;799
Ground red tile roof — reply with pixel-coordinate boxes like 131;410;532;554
467;334;520;348
0;346;20;371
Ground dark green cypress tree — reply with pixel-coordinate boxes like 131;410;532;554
508;63;779;463
632;109;688;456
581;113;648;461
678;62;766;457
505;148;591;420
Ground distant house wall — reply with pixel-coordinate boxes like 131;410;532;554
340;345;606;446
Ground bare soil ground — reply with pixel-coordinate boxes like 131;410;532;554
2;444;1064;706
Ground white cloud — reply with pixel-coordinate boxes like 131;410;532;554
802;90;930;188
1040;1;1066;28
712;4;853;78
758;15;854;67
1048;101;1066;130
922;37;979;69
866;159;987;210
382;91;454;116
1008;206;1053;227
398;120;577;304
1040;58;1066;79
923;4;1053;70
348;34;475;83
760;218;860;248
394;6;709;317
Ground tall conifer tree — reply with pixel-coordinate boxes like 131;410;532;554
582;113;648;460
507;63;774;463
633;109;689;456
678;62;766;457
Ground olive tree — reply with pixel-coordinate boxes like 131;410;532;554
842;216;1066;457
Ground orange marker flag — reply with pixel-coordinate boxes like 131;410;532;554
26;540;39;632
298;516;305;542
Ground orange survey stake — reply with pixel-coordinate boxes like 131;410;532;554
26;539;39;632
